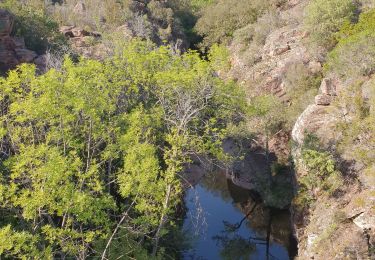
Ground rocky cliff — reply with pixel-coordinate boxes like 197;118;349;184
226;0;374;258
292;75;375;259
0;9;44;72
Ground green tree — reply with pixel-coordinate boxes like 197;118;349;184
0;39;246;258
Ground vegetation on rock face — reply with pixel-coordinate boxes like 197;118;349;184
1;0;375;258
325;8;375;186
0;39;245;258
195;0;286;48
283;62;322;128
194;0;259;47
327;9;375;77
304;0;357;50
0;0;66;53
293;134;344;212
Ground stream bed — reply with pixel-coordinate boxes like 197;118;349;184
182;172;296;260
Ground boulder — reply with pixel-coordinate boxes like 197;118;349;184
272;45;290;56
0;9;14;37
0;9;42;73
308;60;322;74
15;48;37;63
292;104;339;146
315;94;332;106
0;50;18;71
60;26;101;38
59;25;75;37
353;211;375;230
320;78;337;96
71;27;91;37
12;37;25;49
0;35;16;49
34;54;47;72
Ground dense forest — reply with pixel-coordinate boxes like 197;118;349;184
0;0;374;259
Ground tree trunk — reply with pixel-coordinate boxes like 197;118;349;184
152;183;172;256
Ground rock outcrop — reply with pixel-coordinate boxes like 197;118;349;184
226;0;374;258
292;76;341;146
59;25;106;59
0;9;39;72
228;1;320;102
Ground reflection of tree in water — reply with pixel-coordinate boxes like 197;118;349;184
199;171;233;202
200;171;258;204
197;171;296;259
213;234;256;260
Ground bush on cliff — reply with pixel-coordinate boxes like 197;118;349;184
326;9;375;78
304;0;357;50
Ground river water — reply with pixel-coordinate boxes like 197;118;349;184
182;172;296;260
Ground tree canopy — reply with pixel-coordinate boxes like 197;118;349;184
0;39;246;259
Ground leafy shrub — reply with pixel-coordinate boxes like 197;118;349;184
283;62;322;128
335;81;375;174
300;147;343;195
51;0;131;30
0;39;246;258
326;9;375;78
304;0;357;50
195;0;260;47
195;0;286;48
232;9;283;66
168;0;213;46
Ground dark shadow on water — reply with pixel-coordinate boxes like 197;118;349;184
182;171;298;260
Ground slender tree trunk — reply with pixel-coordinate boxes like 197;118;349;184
86;119;92;173
266;211;273;260
152;183;172;256
101;213;127;260
101;197;137;260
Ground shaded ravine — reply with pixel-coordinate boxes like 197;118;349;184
182;171;297;259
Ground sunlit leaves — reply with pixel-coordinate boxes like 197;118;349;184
0;38;246;258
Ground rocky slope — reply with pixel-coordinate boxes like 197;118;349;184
292;75;375;259
228;0;320;101
226;0;374;258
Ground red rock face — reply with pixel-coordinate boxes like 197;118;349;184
0;9;14;37
0;9;39;73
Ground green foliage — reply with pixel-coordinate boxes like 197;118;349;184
294;144;343;209
208;43;231;71
0;39;246;258
304;0;357;50
335;80;375;175
247;94;286;136
195;0;287;48
326;8;375;77
297;135;343;198
326;9;375;181
232;9;283;66
283;62;322;128
51;0;132;30
195;0;260;47
168;0;213;46
0;225;47;259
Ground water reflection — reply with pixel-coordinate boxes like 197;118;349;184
182;172;295;260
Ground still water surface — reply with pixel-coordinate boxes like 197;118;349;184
182;173;293;260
